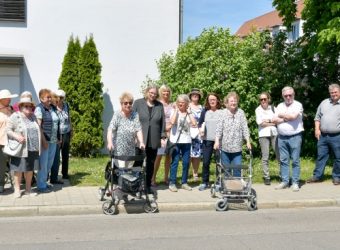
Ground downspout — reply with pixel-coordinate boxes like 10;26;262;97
179;0;183;44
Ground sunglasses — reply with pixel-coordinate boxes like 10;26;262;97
260;98;267;101
283;94;293;98
122;101;133;106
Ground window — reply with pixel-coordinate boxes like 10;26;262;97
0;0;26;22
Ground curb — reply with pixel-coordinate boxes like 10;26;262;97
0;199;339;217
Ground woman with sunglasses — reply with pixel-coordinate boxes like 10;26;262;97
255;92;279;185
7;95;41;197
107;92;145;167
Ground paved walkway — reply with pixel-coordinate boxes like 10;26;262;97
0;180;339;216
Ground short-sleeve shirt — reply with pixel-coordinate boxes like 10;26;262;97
314;98;340;133
108;111;141;156
169;111;192;144
276;100;304;136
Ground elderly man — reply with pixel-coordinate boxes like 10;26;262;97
307;84;340;185
273;86;304;191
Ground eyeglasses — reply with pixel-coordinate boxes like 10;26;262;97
148;92;157;96
260;98;267;101
283;94;293;98
23;105;33;109
122;101;133;106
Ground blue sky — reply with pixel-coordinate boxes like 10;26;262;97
183;0;275;41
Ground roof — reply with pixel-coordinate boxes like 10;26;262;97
235;0;304;37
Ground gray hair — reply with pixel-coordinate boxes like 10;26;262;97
176;94;190;104
282;86;295;95
143;84;159;99
329;83;340;92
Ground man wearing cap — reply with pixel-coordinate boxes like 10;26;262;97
0;89;18;192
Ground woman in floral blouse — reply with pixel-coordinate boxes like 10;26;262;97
214;92;251;177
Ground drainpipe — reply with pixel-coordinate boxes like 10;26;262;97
179;0;183;44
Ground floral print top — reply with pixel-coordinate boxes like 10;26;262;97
108;111;141;156
216;108;250;153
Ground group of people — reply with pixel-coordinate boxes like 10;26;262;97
0;88;72;197
107;83;340;194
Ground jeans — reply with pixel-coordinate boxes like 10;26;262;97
313;133;340;180
50;144;61;182
50;132;71;181
220;150;242;177
169;143;191;185
0;146;8;187
259;135;279;179
202;140;215;184
37;142;57;190
278;133;302;185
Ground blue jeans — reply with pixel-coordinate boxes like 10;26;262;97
313;133;340;180
278;133;302;185
169;143;191;185
221;151;242;177
37;142;57;190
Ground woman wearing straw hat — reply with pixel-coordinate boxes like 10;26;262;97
6;95;41;197
0;89;18;193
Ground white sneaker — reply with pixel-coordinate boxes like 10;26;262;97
169;184;178;192
275;182;288;190
25;191;38;197
291;183;300;192
13;191;21;198
181;183;192;191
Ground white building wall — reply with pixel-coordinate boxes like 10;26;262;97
0;0;180;126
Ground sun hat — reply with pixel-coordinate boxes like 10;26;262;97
0;89;18;99
188;88;203;100
18;97;35;107
55;89;66;98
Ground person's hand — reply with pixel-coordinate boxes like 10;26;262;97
315;129;321;140
213;141;220;150
42;140;48;150
161;138;167;148
246;141;252;150
139;142;145;150
107;142;114;151
17;134;25;144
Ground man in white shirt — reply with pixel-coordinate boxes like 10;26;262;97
272;86;304;191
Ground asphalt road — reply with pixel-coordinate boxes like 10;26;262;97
0;207;340;250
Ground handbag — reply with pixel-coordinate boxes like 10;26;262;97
190;127;199;139
165;113;188;155
3;138;23;156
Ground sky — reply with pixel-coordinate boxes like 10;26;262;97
183;0;275;41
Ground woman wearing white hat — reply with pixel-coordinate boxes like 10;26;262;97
0;89;18;193
51;89;72;182
6;95;41;197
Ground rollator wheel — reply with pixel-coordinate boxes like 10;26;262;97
247;188;257;211
4;172;10;184
210;184;216;198
215;199;228;211
143;200;158;213
102;200;116;215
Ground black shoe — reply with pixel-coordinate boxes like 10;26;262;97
50;180;64;185
146;187;154;195
306;177;322;183
333;179;340;185
264;178;271;185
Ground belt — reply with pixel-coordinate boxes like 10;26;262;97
279;132;302;138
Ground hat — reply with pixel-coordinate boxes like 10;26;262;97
55;89;66;98
18;97;35;107
0;89;18;99
188;88;202;99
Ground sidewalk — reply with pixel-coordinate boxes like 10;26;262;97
0;180;339;217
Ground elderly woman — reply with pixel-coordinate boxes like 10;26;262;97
214;92;251;177
133;85;166;193
198;93;222;191
0;89;18;193
151;85;173;186
168;94;197;192
255;92;279;185
107;92;145;167
51;89;72;183
35;89;60;193
188;88;203;182
6;96;41;197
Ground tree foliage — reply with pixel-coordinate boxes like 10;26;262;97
58;35;104;157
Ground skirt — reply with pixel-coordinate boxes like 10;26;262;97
10;151;39;172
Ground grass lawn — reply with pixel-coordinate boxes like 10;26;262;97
68;156;334;186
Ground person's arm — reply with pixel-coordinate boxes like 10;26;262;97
6;114;25;144
315;120;321;140
214;116;223;150
36;118;48;149
137;130;145;150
